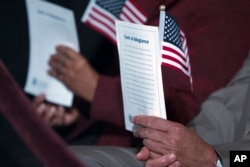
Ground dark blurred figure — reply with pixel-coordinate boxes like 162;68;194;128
0;0;128;166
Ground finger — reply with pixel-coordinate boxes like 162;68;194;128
49;54;67;71
36;103;46;116
136;146;163;160
143;139;171;155
43;106;56;125
61;56;68;67
133;127;167;143
49;54;63;66
149;150;162;159
32;94;46;107
136;147;150;161
56;45;79;61
47;68;65;82
50;52;69;68
48;57;67;81
50;106;65;126
145;154;177;167
169;161;181;167
48;69;65;82
132;115;176;132
64;107;79;125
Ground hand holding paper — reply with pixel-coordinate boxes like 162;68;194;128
24;0;79;107
115;20;166;131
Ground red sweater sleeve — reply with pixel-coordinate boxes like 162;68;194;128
90;75;125;127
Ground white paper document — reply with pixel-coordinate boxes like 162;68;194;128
24;0;79;107
115;20;166;131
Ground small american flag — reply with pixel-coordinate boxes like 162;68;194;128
160;13;192;84
81;0;147;44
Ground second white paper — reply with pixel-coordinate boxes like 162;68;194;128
116;20;166;131
24;0;79;107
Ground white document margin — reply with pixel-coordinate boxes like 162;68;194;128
24;0;79;107
115;20;166;131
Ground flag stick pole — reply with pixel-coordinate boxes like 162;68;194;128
159;5;166;43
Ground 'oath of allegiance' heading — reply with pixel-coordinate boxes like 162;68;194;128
124;35;149;44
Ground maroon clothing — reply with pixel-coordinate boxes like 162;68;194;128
0;61;86;167
67;0;250;146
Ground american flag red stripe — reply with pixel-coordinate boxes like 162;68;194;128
120;0;147;23
82;0;147;44
180;31;192;83
161;30;192;80
83;2;117;43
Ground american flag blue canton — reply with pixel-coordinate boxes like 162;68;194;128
163;15;182;49
161;13;192;83
81;0;147;44
95;0;126;18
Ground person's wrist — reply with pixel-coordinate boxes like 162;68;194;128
87;72;99;102
204;144;218;167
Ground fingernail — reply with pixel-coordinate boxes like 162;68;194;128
38;104;46;111
49;106;56;115
169;154;176;161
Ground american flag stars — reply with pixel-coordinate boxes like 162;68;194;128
164;15;182;51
